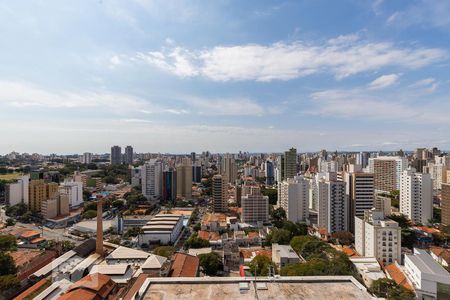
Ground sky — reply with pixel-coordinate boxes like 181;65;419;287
1;0;450;154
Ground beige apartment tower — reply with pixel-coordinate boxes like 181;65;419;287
176;158;192;199
441;183;450;226
29;180;59;212
241;186;269;224
212;175;227;213
41;192;70;219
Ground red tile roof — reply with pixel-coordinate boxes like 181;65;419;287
59;273;116;300
13;279;50;300
169;253;199;277
384;264;413;291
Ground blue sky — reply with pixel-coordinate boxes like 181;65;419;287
1;0;450;154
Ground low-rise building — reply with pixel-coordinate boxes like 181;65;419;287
169;253;199;277
349;257;385;287
404;248;450;300
138;214;184;245
272;243;301;268
429;246;450;268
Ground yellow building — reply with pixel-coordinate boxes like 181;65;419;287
29;180;59;212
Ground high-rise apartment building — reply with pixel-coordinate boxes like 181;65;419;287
124;146;134;165
265;160;274;186
163;168;177;202
41;191;70;220
344;172;374;232
6;174;30;207
425;163;447;190
278;176;309;223
369;156;407;193
316;173;348;233
110;146;122;165
176;158;192;199
142;159;163;201
192;165;202;183
29;180;59;212
222;155;237;184
60;180;83;208
212;174;227;213
441;183;450;226
355;209;401;265
81;152;92;164
241;186;269;224
284;148;297;179
400;168;433;225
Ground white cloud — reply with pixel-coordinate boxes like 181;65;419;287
309;88;450;124
136;35;446;81
409;78;439;93
181;96;265;116
386;1;450;29
121;118;153;123
368;74;399;89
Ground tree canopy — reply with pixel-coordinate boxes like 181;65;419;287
184;233;210;250
249;255;275;276
369;278;415;300
153;246;176;258
199;252;223;276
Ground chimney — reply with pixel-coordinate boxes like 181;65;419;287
96;200;104;256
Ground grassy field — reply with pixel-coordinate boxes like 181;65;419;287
0;172;22;180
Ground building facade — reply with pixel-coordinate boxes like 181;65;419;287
142;160;163;201
278;176;309;223
110;146;122;165
400;168;433;225
241;186;269;224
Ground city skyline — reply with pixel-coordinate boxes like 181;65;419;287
1;1;450;153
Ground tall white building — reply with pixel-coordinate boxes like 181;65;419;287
241;186;269;224
318;158;339;173
60;180;83;208
355;209;401;265
142;159;163;201
316;173;348;233
278;176;310;223
400;168;433;225
6;174;30;207
81;152;92;164
425;163;447;190
222;155;237;184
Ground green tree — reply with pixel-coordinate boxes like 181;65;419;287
153;246;176;258
83;209;97;219
5;219;15;227
401;228;416;249
112;199;125;210
271;207;286;223
249;255;274;276
0;235;16;251
388;214;412;229
281;259;328;276
369;278;415;300
193;223;201;232
331;231;354;246
261;188;278;205
290;235;316;254
184;233;210;250
0;252;17;276
0;275;20;290
199;252;223;276
124;227;143;238
266;228;291;245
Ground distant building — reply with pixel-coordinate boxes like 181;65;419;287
374;193;392;216
176;158;192;199
284;148;297;179
241;186;268;224
163;168;177;202
192;165;202;183
344;172;374;232
60;180;83;208
316;173;348;233
110;145;122;165
41;191;70;219
222;155;237;184
29;180;59;212
138;214;184;245
278;176;309;223
355;209;401;265
124;145;134;165
369;156;407;193
142;159;163;201
6;174;29;207
81;152;92;164
212;174;227;213
442;183;450;226
265;160;274;185
400;168;433;225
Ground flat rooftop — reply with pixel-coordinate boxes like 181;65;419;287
135;276;372;300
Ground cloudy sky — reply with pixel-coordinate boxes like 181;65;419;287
1;0;450;154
